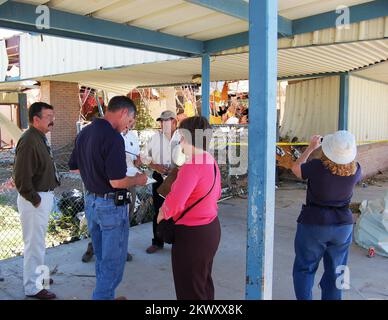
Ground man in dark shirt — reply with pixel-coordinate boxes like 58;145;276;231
69;96;147;300
13;102;60;300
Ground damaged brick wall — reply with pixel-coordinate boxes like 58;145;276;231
357;142;388;179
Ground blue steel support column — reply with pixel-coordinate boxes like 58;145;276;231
338;73;349;130
201;54;210;120
246;0;277;300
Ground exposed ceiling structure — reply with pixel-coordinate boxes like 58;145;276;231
353;59;388;83
2;38;387;94
0;0;387;92
11;0;374;41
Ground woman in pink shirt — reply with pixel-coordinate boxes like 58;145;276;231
157;116;221;300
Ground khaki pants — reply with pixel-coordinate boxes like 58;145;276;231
17;192;54;295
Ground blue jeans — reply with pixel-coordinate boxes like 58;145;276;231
293;223;353;300
85;194;129;300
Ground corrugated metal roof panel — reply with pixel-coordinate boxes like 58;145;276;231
216;16;388;55
19;33;180;79
279;16;388;49
348;76;388;141
354;60;388;83
278;0;374;20
279;76;340;141
42;0;120;16
91;0;184;24
13;0;375;41
6;37;388;92
279;39;388;77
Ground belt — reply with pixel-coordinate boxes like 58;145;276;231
305;203;349;210
87;191;116;200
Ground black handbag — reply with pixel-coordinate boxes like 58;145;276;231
156;163;217;244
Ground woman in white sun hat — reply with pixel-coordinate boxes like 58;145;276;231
291;131;362;300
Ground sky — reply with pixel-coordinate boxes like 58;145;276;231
0;28;22;40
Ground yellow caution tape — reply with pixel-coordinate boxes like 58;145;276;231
211;140;388;147
278;140;388;146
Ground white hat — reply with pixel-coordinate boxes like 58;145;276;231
321;130;357;165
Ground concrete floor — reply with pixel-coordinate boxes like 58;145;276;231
0;181;387;300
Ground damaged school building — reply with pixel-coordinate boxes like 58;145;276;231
1;0;388;299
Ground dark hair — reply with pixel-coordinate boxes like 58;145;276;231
108;96;136;114
29;102;53;123
179;116;212;150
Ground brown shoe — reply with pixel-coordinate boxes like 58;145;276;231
146;245;163;254
115;296;127;300
27;289;56;300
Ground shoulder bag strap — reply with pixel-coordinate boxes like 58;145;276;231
174;162;217;223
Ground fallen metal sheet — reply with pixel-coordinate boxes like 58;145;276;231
354;192;388;257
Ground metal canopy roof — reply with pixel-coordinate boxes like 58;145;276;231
1;0;387;302
12;0;374;41
354;59;388;83
0;0;387;90
3;38;383;94
2;0;387;56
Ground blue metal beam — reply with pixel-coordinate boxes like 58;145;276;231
0;1;203;56
204;32;248;54
246;0;277;300
201;54;210;120
204;0;388;53
185;0;292;40
204;26;291;54
278;16;293;37
184;0;248;20
338;73;349;130
293;0;388;35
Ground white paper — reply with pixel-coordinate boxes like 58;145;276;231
126;167;156;185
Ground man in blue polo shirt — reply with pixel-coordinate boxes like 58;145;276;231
69;96;147;300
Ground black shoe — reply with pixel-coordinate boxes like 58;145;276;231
0;277;4;282
82;242;94;263
126;253;133;262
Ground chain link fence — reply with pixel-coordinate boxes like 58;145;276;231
0;125;248;261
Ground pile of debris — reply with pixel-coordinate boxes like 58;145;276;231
0;149;15;166
354;192;388;257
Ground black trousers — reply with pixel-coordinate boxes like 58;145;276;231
172;217;221;300
152;171;165;247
